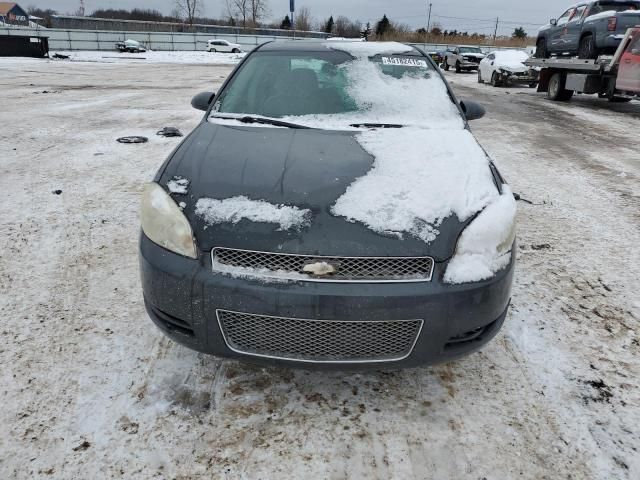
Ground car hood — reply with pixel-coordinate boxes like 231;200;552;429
159;122;478;261
463;53;485;59
497;61;529;72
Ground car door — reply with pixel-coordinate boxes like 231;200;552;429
566;4;588;52
550;8;575;52
616;32;640;93
481;53;495;79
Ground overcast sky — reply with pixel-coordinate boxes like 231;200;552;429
33;0;563;35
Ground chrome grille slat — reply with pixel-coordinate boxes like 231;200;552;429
217;310;424;363
212;248;434;282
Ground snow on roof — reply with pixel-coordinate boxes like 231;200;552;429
195;196;311;231
327;41;414;58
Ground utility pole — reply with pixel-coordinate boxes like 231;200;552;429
78;0;85;17
426;2;432;41
493;17;499;45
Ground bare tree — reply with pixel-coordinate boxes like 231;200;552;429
334;16;361;38
174;0;201;26
295;6;312;31
226;0;249;27
250;0;269;26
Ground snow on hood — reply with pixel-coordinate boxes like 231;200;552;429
195;196;311;231
331;127;500;243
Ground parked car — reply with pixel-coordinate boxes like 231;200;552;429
207;39;242;53
478;50;539;87
443;46;486;72
536;0;640;58
139;41;516;369
427;49;446;65
115;39;146;53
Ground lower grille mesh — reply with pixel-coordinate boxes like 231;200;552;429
217;310;423;363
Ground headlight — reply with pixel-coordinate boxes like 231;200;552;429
140;182;197;259
444;185;517;284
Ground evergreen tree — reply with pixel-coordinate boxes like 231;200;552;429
324;15;334;34
361;22;372;40
375;14;390;36
512;27;527;39
280;15;291;30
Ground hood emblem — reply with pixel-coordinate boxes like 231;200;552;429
303;261;337;277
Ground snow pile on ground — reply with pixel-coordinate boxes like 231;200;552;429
195;196;311;231
332;128;499;243
167;176;189;194
444;185;517;284
50;50;246;65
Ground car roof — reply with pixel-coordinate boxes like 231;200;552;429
257;40;419;54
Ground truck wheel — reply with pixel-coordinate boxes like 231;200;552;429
535;38;549;59
578;34;597;59
548;73;574;101
455;61;461;73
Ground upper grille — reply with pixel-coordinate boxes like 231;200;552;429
217;309;423;363
212;248;434;282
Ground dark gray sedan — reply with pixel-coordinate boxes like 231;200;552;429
139;41;517;369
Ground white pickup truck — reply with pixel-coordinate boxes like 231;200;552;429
442;46;486;72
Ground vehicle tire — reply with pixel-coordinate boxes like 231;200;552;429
477;69;483;83
443;58;450;71
491;71;501;87
578;34;597;59
232;48;240;53
212;48;217;53
535;38;549;59
455;61;461;73
547;72;574;101
529;82;538;88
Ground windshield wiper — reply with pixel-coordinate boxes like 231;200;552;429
349;123;404;129
212;114;310;129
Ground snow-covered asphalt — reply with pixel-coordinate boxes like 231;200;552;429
1;58;639;479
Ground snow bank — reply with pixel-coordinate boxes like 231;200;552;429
167;176;189;194
332;128;500;243
195;196;311;231
444;185;517;284
50;50;245;65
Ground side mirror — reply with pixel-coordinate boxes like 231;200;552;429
550;18;558;26
460;100;486;121
191;91;216;111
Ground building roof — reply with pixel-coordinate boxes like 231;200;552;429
0;3;18;16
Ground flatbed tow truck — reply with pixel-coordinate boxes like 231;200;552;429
525;27;640;102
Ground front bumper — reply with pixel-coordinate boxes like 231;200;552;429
496;71;539;85
139;233;515;369
460;61;481;69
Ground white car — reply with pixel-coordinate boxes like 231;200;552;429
206;40;243;53
478;50;539;88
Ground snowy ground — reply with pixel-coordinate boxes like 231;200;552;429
2;49;246;65
1;60;639;479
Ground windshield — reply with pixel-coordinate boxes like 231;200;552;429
212;43;464;129
459;47;483;54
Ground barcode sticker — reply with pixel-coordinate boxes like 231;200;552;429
382;57;428;68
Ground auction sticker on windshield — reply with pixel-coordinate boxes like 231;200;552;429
382;57;428;68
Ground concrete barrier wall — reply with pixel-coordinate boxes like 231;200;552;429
0;26;327;52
